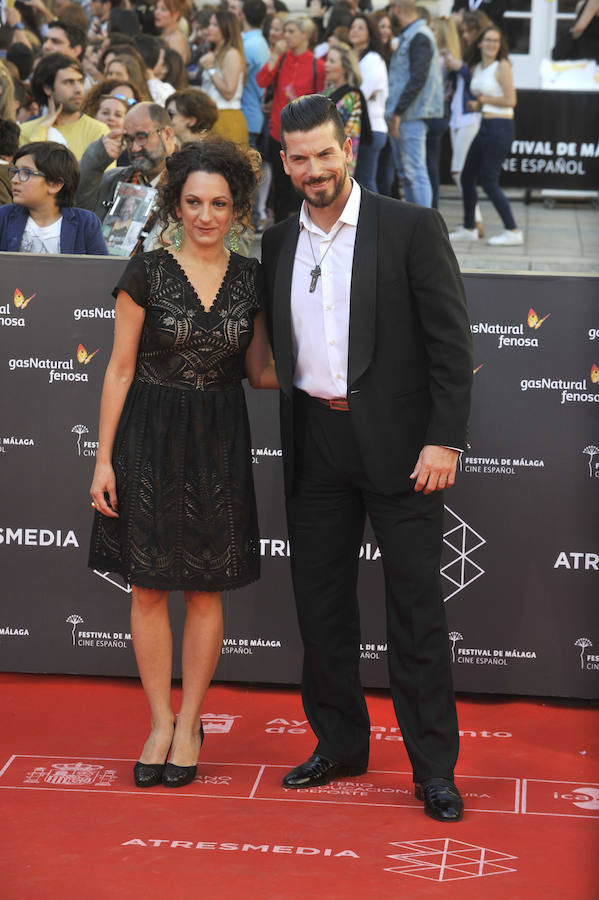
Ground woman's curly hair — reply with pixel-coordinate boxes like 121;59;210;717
159;136;259;233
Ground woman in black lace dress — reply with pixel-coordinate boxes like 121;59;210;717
88;137;277;788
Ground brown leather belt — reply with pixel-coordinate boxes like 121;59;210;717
314;397;349;411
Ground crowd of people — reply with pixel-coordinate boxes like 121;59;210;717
0;0;535;252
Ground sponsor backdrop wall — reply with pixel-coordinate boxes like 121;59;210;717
1;254;597;698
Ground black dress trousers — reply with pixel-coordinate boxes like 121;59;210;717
286;392;459;782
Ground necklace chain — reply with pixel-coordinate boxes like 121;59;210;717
306;225;344;293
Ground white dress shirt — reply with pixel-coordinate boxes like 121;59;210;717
291;179;361;400
290;179;463;454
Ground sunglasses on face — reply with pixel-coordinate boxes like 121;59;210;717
8;166;46;183
112;93;137;107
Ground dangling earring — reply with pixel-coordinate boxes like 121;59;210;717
173;220;183;251
227;224;239;253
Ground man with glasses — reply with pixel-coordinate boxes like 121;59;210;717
19;54;109;160
76;102;176;253
0;141;107;255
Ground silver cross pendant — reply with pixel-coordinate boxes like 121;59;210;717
309;265;321;293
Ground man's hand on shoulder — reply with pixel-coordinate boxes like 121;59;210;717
410;445;459;494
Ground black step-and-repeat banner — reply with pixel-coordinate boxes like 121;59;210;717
0;254;597;698
501;90;599;191
441;90;599;192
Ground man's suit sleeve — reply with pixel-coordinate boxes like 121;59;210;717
407;207;473;450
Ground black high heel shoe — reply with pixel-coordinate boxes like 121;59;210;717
133;726;175;788
162;722;204;788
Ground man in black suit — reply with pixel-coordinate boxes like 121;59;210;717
260;95;473;822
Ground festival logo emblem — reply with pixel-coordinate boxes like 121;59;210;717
77;344;100;365
449;632;463;663
574;637;592;669
72;425;89;456
527;308;550;330
66;614;83;645
385;839;517;882
13;288;37;310
582;445;599;478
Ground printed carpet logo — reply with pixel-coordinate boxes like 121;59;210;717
441;506;486;602
385;838;517;882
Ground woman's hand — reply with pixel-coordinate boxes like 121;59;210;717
200;51;216;70
90;461;119;518
444;53;463;72
466;99;481;111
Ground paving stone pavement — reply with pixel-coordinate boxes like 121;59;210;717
438;187;599;275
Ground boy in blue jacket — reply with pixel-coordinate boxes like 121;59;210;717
0;141;107;255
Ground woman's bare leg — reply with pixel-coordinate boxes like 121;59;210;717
169;590;223;767
130;585;175;763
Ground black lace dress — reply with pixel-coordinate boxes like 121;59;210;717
88;248;262;591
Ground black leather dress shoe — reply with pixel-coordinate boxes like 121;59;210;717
415;778;464;822
283;754;367;789
133;761;165;788
162;722;204;788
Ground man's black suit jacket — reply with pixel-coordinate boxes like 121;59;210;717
261;189;473;496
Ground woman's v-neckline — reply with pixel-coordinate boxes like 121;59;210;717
165;248;234;313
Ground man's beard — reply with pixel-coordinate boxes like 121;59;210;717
292;166;348;208
60;97;82;114
129;146;164;174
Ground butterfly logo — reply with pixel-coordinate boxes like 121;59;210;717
473;364;484;375
13;288;37;309
591;364;599;385
527;308;551;330
77;344;100;365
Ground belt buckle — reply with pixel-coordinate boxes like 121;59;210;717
329;398;348;411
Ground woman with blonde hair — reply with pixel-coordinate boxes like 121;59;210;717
324;42;372;176
425;16;462;209
198;10;248;144
104;53;152;102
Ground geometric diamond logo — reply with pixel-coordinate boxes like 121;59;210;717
441;506;486;602
92;570;132;594
385;838;517;882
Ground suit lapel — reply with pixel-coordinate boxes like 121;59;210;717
272;218;300;397
347;189;378;389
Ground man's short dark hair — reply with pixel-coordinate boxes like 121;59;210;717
0;118;20;159
133;34;163;71
280;94;346;152
14;141;80;208
47;20;87;57
243;0;267;29
31;53;84;107
7;43;34;80
145;102;174;129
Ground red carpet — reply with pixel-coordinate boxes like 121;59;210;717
1;674;597;899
